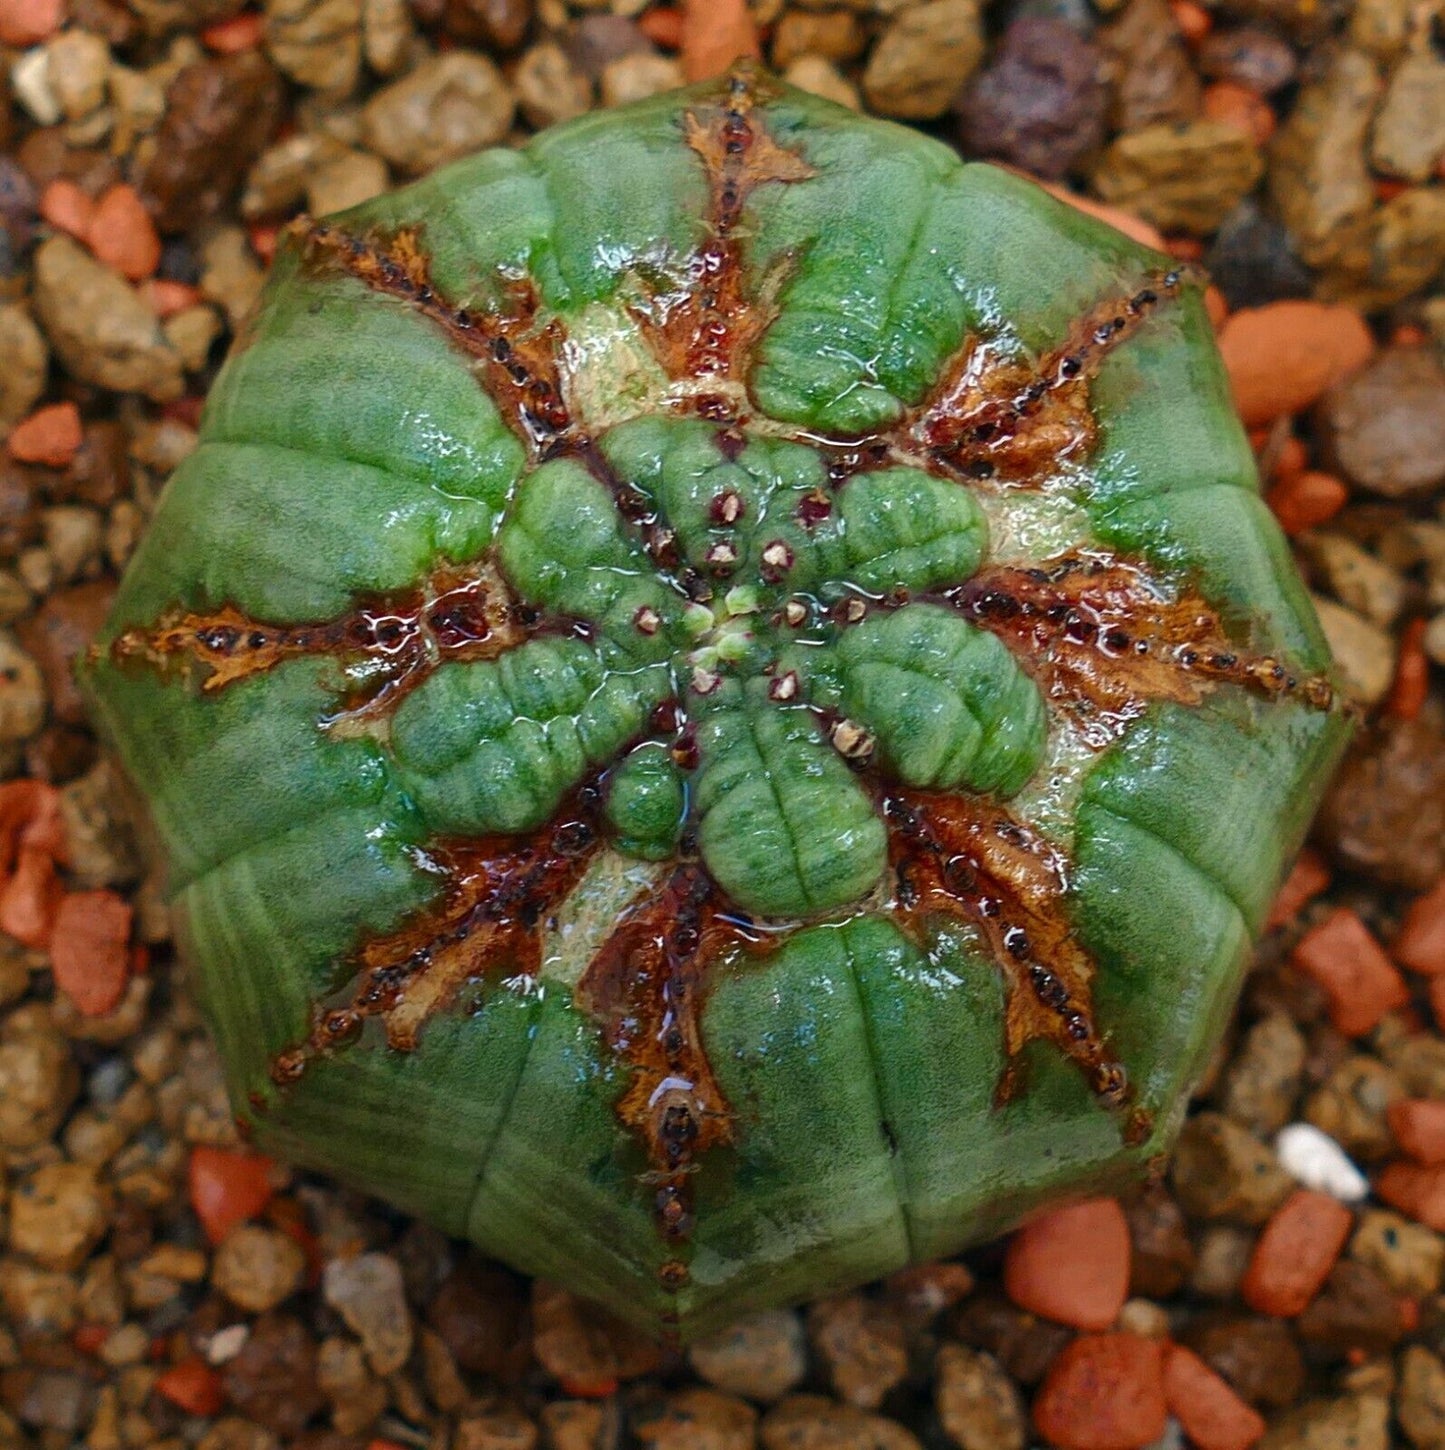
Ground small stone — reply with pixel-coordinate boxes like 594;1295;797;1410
1379;1025;1445;1100
15;580;114;729
1350;1209;1443;1297
0;0;63;45
444;0;530;50
1399;1346;1445;1450
1218;1012;1306;1135
1308;596;1395;706
138;54;283;234
362;52;515;176
1170;1110;1294;1224
42;503;102;581
761;1395;923;1450
1124;1184;1195;1298
1091;120;1263;234
1304;1053;1404;1160
213;1225;306;1312
1299;533;1405;628
198;224;264;328
935;1344;1026;1450
222;1313;326;1438
689;1308;809;1403
315;1336;387;1435
514;41;592;130
633;1388;756;1450
1242;1188;1355;1318
31;235;184;400
8;1161;109;1270
0;1004;79;1149
947;1291;1072;1386
1258;1393;1389;1450
361;0;414;75
771;9;866;68
1316;712;1445;891
807;1294;908;1410
321;1252;412;1375
241;132;345;217
863;0;984;121
0;304;48;432
1371;49;1445;182
45;27;109;120
11;48;62;126
1319;346;1445;501
954;18;1104;179
1002;1198;1131;1331
0;629;43;749
563;15;651;80
782;56;860;111
0;1259;79;1337
1032;1333;1168;1450
1274;1122;1369;1202
163;302;223;372
1318;184;1445;312
306;149;388;217
1180;1314;1306;1409
454;1407;541;1450
532;1281;660;1391
539;1400;614;1450
1348;0;1418;59
1295;1260;1406;1359
1097;0;1201;132
1198;25;1297;94
1268;47;1381;269
599;53;684;107
426;1260;529;1379
264;0;362;92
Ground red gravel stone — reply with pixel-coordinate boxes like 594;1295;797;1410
1162;1344;1266;1450
1240;1190;1354;1317
1032;1333;1167;1450
1004;1198;1131;1331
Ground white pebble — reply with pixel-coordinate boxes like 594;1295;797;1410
1275;1121;1370;1202
11;49;61;126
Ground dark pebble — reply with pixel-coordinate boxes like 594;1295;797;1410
1198;25;1298;94
954;18;1106;179
1296;1260;1409;1359
1124;1183;1197;1299
139;53;285;234
1180;1313;1306;1409
426;1259;532;1380
563;15;655;82
222;1313;327;1437
946;1290;1072;1386
1205;199;1315;310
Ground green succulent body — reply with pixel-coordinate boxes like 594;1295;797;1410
82;72;1349;1339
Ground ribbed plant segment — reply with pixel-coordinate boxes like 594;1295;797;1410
82;68;1349;1340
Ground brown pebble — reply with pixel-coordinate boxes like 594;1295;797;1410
222;1313;327;1437
1181;1314;1306;1410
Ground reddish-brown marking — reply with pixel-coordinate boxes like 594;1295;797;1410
271;805;603;1083
948;554;1335;746
631;72;814;408
576;865;766;1263
111;563;528;726
293;220;573;454
884;789;1147;1143
909;270;1187;484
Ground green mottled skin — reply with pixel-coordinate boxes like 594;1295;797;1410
82;75;1348;1338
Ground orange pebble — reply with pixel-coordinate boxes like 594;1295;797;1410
1164;235;1206;262
1396;876;1445;975
1163;1344;1266;1450
1003;1198;1131;1331
188;1144;276;1243
1392;323;1429;347
87;185;162;282
0;778;65;950
1389;1099;1445;1166
1430;975;1445;1032
680;0;761;83
0;0;63;44
1291;907;1410;1038
1377;1161;1445;1233
247;222;279;263
1169;0;1212;42
1241;1189;1354;1317
1266;846;1331;930
1033;1333;1168;1450
1265;469;1349;535
144;279;202;318
6;401;83;468
1386;617;1429;722
1267;434;1308;483
637;4;682;49
39;178;95;240
1218;302;1375;427
1202;80;1276;147
49;890;133;1017
200;8;263;50
154;1359;225;1417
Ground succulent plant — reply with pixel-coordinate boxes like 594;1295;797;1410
82;69;1349;1340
